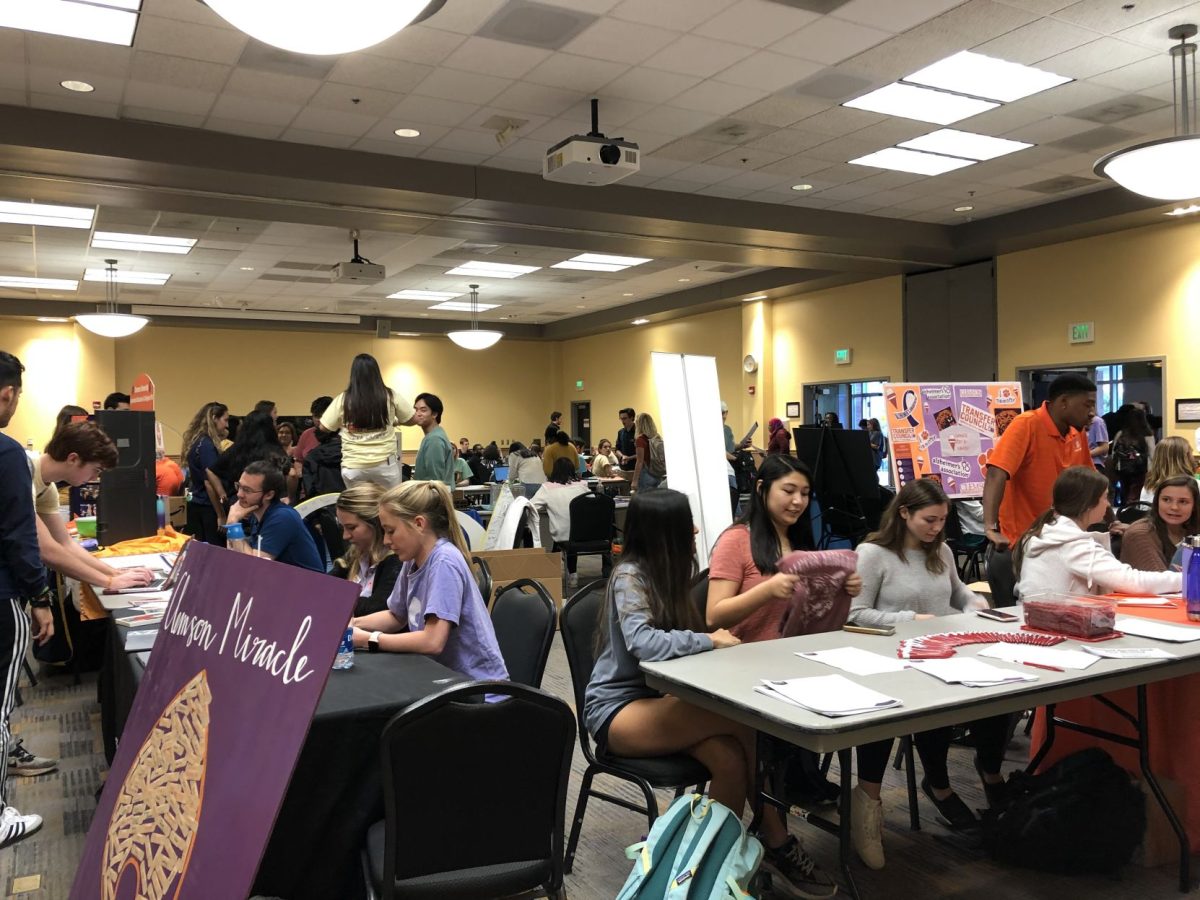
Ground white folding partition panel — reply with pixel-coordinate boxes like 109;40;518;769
651;352;733;568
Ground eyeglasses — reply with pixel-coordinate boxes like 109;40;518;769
234;482;264;495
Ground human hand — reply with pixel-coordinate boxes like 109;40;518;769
985;528;1009;552
710;628;741;649
30;607;54;645
914;613;936;621
766;572;800;600
1108;521;1128;536
109;570;153;591
351;626;370;649
844;573;863;597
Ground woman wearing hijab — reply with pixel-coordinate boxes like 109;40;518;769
767;417;791;455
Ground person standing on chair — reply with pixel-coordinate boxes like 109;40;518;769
412;393;456;487
0;351;56;847
321;353;414;490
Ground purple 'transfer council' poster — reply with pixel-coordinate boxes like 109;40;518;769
70;540;359;900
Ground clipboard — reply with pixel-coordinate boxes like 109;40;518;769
739;421;759;446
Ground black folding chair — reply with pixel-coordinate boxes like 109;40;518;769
560;491;615;577
491;578;556;688
470;555;493;609
559;580;708;874
1117;502;1152;525
945;505;987;584
361;681;573;900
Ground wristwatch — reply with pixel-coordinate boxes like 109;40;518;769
27;585;52;610
367;631;382;653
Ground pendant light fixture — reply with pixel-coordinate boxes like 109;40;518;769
446;284;502;351
1095;25;1200;201
74;259;149;338
203;0;446;56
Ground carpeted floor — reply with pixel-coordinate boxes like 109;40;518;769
1;597;1191;898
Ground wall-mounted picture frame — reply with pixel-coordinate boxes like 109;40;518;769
1176;398;1200;423
785;401;801;419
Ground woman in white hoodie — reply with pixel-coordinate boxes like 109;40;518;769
1016;466;1181;598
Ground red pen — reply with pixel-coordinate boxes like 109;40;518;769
1024;661;1064;673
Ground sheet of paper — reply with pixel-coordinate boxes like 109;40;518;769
1115;616;1200;643
977;643;1100;670
757;674;902;717
795;646;909;676
908;657;1038;686
1084;646;1178;660
1115;597;1178;608
123;629;158;652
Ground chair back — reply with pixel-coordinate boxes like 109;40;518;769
559;579;609;759
690;567;710;624
944;503;967;541
379;681;575;896
987;544;1018;607
1117;502;1152;525
301;503;345;570
470;555;493;609
568;490;615;543
491;579;556;688
454;509;487;550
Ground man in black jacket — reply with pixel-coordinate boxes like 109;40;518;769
0;351;54;847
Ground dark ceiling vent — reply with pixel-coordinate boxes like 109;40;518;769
1022;175;1104;194
1070;93;1169;125
477;0;597;50
764;0;851;11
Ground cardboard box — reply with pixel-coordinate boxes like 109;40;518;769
472;547;563;611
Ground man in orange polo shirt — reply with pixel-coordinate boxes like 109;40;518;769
983;373;1096;551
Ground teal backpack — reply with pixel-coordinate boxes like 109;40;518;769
617;794;762;899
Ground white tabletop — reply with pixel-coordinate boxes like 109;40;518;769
641;609;1200;754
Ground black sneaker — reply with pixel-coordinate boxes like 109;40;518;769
761;835;838;899
921;776;979;830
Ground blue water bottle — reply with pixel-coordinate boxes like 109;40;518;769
1186;538;1200;622
333;627;355;670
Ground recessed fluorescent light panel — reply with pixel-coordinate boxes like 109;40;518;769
0;276;78;290
91;232;197;254
905;51;1072;104
899;128;1032;162
429;301;499;312
552;253;653;273
387;290;464;301
849;147;976;176
631;318;649;325
1;0;142;47
843;82;998;126
0;200;94;228
444;261;540;279
83;268;170;285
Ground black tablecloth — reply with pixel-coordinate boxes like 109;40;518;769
99;610;466;900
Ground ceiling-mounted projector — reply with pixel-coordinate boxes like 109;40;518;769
332;229;385;284
543;99;639;186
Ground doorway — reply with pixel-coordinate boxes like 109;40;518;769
570;401;591;448
1018;358;1165;438
802;378;892;485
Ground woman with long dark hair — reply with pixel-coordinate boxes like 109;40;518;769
204;409;288;527
1122;474;1200;571
320;353;414;489
851;479;1006;852
1109;405;1155;504
585;489;836;899
181;401;229;543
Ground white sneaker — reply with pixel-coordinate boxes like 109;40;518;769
0;806;42;849
851;785;885;870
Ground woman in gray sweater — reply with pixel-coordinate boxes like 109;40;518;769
849;480;1010;850
584;489;836;900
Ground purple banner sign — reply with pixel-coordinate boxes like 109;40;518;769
70;540;358;900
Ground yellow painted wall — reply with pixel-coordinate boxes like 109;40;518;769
112;325;557;455
557;306;744;445
769;276;904;423
1;320;117;450
998;218;1200;438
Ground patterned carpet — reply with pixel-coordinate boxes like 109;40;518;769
1;615;1190;898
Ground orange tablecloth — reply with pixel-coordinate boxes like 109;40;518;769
77;528;189;621
1029;598;1200;852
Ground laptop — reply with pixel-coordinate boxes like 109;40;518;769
103;543;190;594
492;465;509;482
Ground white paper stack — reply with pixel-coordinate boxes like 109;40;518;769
977;643;1100;670
794;647;909;676
908;657;1038;687
124;629;158;652
756;674;902;717
1084;646;1177;660
1114;617;1200;643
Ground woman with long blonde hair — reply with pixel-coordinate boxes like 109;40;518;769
349;481;507;680
1141;435;1197;502
632;412;666;493
332;482;399;617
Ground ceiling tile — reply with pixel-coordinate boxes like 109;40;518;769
834;0;972;34
205;118;286;140
804;134;886;161
1039;37;1156;79
1111;2;1200;48
435;128;509;155
488;81;584;117
26;67;123;102
562;18;679;65
957;102;1052;135
972;17;1095;63
693;0;820;48
208;94;302;127
224;69;321;104
442;36;553;79
122;82;217;116
1021;79;1122;114
673;163;741;185
25;34;131;77
562;95;655;127
1051;0;1195;35
328;55;433;93
794;105;882;136
422;0;509;35
364;25;466;66
610;0;729;30
1002;114;1095;142
771;16;893;65
672;81;768;116
28;91;119;118
388;94;480;127
130;51;230;92
737;94;832;127
747;128;830;153
705;146;788;170
135;15;246;65
651;137;730;162
602;67;701;104
1088;56;1172;92
412;67;512;105
289;106;378;138
360;119;448;145
839;31;966;81
626;105;721;136
521;53;627;92
716;51;824;92
122;106;207;128
641;35;757;78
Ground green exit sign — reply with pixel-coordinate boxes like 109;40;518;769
575;379;584;390
834;347;852;366
1069;321;1094;344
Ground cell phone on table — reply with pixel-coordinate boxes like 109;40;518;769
842;624;895;636
976;609;1020;623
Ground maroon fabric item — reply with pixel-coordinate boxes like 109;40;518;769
775;549;857;637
